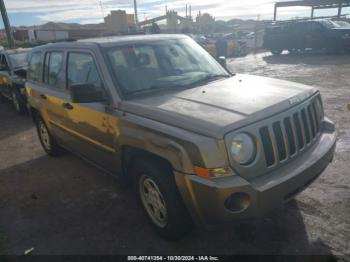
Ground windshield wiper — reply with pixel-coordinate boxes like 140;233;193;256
189;74;231;87
125;85;181;96
125;74;231;97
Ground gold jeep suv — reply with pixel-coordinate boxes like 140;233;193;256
26;35;336;240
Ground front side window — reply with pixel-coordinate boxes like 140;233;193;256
67;52;103;91
105;37;229;98
28;52;42;82
43;52;64;88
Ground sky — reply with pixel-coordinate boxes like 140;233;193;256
1;0;350;28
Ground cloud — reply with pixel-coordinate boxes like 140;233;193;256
4;0;326;24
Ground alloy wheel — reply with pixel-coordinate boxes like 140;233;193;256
139;176;168;228
39;121;51;151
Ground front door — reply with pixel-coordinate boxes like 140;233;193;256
0;54;11;98
58;51;118;172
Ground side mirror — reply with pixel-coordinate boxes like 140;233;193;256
70;83;107;103
14;68;27;79
217;56;227;69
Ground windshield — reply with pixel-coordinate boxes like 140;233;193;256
106;37;230;97
9;52;29;69
333;21;350;28
319;19;350;29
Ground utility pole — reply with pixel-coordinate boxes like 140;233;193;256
134;0;139;28
254;14;260;54
0;0;15;48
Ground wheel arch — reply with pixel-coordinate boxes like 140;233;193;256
121;144;188;179
29;106;40;123
121;142;192;179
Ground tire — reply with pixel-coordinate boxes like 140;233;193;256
131;157;193;240
10;89;26;115
288;49;298;55
35;116;64;156
271;49;282;56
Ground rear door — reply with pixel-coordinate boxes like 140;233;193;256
40;50;72;141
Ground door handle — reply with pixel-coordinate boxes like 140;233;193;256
39;94;47;100
62;103;74;110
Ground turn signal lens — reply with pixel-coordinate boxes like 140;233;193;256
194;167;234;179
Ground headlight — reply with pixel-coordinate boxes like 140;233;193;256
230;133;256;165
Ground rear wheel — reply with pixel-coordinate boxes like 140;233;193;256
35;116;64;156
131;157;193;240
288;48;298;55
10;89;26;115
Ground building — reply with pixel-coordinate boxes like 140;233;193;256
196;12;216;34
104;10;135;34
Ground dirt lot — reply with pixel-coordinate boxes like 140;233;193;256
0;52;349;258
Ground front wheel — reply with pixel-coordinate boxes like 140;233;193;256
35;116;64;156
131;157;193;240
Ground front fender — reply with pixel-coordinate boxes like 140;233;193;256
118;126;196;174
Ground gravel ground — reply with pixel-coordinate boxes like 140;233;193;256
0;52;349;259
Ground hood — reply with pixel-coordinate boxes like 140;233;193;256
120;74;317;139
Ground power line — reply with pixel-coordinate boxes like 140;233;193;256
98;0;105;20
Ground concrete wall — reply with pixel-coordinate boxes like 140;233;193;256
28;30;69;42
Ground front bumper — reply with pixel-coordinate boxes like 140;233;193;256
175;119;336;227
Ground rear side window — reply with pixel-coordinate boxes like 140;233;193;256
28;52;42;82
43;51;64;89
67;52;103;91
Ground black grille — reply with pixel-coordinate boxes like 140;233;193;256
260;98;322;167
273;122;287;161
259;127;275;166
284;117;296;155
293;113;304;150
301;109;311;144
